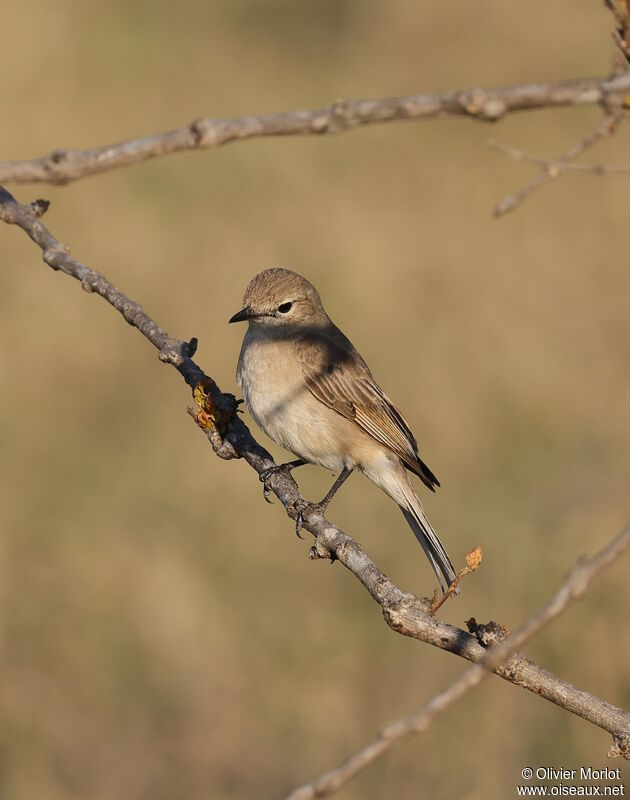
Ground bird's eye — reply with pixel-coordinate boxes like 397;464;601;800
278;302;293;314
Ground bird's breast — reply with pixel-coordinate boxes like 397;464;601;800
236;331;350;472
238;333;298;418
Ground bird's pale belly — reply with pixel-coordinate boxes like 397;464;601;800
238;339;350;473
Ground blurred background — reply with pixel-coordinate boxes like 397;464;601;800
1;2;629;798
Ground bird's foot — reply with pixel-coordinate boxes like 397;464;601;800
259;459;306;504
294;497;332;538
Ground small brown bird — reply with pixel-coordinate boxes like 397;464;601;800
230;268;456;591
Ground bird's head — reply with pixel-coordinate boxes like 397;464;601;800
229;268;328;329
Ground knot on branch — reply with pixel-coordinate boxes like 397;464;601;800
189;118;234;147
43;150;74;185
466;617;510;647
184;336;198;357
459;90;506;121
608;732;630;760
325;98;356;133
30;198;49;217
309;539;334;561
43;244;71;270
189;119;206;145
49;149;68;165
383;594;432;634
158;336;198;366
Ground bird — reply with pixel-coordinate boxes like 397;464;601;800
229;268;456;592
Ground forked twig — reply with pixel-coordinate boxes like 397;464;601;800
489;139;630;175
287;525;630;800
493;111;625;217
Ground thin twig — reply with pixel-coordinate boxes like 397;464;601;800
430;545;483;614
604;0;630;65
0;74;629;186
488;138;630;174
493;111;625;217
287;525;630;800
1;186;629;754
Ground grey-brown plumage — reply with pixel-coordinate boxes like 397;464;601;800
229;268;456;591
296;332;440;492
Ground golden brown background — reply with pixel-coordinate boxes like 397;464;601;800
1;2;629;798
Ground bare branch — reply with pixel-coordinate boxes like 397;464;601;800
0;75;629;186
1;187;629;760
287;524;630;800
493;111;624;217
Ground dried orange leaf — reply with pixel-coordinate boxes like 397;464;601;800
193;383;208;409
465;546;483;572
193;381;223;430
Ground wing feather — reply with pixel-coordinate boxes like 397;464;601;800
297;328;439;491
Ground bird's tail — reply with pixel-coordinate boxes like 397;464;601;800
398;481;457;594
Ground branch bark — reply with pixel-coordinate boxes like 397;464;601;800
0;74;629;185
287;523;630;799
1;186;628;762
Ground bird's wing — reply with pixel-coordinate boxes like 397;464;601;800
296;329;439;491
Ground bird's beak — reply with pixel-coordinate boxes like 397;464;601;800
229;306;255;324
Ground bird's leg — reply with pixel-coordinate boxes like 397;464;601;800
295;467;353;536
260;459;307;504
317;467;354;510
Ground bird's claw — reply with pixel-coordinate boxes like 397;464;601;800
295;511;305;538
293;500;309;538
263;483;274;504
259;459;307;504
259;463;297;504
260;465;280;504
294;500;330;538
